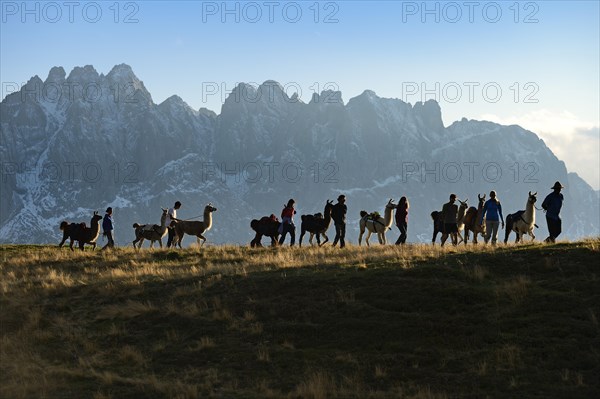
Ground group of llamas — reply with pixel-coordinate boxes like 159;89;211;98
58;191;539;251
430;191;538;245
59;204;217;251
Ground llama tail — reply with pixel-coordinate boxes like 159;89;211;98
60;221;68;231
133;223;140;229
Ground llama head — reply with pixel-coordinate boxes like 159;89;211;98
528;191;537;204
386;199;396;209
206;203;217;213
458;198;469;209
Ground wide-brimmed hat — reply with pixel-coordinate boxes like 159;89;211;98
551;181;564;190
105;207;112;213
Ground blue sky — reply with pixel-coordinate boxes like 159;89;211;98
1;1;599;187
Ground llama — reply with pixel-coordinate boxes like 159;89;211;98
504;191;537;243
299;200;334;247
173;203;217;248
358;199;396;246
456;199;469;244
463;194;486;245
132;208;169;249
250;215;280;247
58;211;103;251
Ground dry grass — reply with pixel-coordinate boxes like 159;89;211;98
1;239;598;398
498;275;531;305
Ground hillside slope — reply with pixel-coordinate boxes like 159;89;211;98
1;241;599;398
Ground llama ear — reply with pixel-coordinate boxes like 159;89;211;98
529;191;532;196
533;192;537;196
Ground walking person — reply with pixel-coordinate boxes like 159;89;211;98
331;194;347;248
278;199;297;246
166;201;181;248
440;194;459;246
480;190;504;245
394;196;409;245
542;181;564;243
101;207;115;250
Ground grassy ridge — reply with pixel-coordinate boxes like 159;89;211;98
1;241;599;398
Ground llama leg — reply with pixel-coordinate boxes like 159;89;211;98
199;235;206;246
92;243;96;251
441;233;448;247
358;230;364;246
59;232;68;248
158;239;163;248
316;233;321;246
365;231;372;247
320;233;328;246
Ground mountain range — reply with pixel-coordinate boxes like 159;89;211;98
1;64;598;245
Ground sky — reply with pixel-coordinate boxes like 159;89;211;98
1;0;599;189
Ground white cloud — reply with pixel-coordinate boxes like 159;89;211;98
479;110;600;190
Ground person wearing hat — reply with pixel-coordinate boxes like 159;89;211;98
331;194;348;248
542;181;564;243
480;190;504;245
394;196;410;245
101;207;115;250
279;199;297;246
166;201;182;248
440;194;459;246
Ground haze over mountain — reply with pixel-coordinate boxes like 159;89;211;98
1;64;598;245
